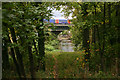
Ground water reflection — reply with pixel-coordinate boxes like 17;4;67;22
60;39;74;52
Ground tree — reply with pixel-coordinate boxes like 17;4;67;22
2;2;53;78
55;2;120;75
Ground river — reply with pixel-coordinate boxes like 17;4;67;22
59;39;74;52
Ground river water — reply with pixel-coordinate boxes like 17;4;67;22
59;39;74;52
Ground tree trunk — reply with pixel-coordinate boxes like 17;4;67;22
35;2;45;71
96;24;101;72
92;4;97;55
33;39;38;56
83;28;90;73
28;45;35;79
116;3;120;76
26;35;35;79
2;37;10;70
37;17;45;71
83;28;90;61
9;27;26;78
100;2;106;72
108;2;112;73
82;3;90;72
7;34;22;79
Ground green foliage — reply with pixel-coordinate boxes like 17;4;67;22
45;44;55;51
45;33;60;52
90;71;117;78
2;2;53;78
2;2;120;78
56;2;120;76
60;30;69;35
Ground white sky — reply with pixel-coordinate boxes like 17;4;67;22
51;8;72;19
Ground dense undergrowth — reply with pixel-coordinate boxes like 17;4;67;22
3;51;119;79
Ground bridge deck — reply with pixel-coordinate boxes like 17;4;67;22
48;24;73;27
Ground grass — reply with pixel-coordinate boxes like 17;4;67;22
3;51;119;79
35;51;119;78
35;51;86;78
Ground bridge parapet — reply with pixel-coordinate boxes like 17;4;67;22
48;24;73;27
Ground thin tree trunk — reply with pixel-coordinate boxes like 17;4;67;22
82;3;90;72
7;34;22;79
100;2;106;72
9;27;26;78
108;2;112;73
37;17;45;71
92;4;96;44
35;2;45;71
38;24;45;71
28;45;35;79
83;28;90;73
33;39;38;56
116;3;120;76
117;26;120;77
2;38;9;70
92;3;97;73
117;3;120;77
83;28;90;60
96;25;102;72
26;35;35;79
93;4;97;55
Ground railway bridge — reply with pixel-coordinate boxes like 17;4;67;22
49;24;73;35
44;19;73;35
